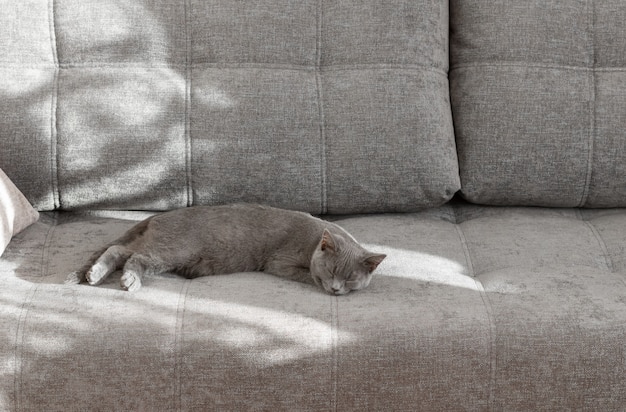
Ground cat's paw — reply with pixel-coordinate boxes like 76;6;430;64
120;272;142;292
65;271;83;285
85;263;107;286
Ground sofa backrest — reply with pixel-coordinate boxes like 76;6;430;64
450;0;626;207
0;0;459;214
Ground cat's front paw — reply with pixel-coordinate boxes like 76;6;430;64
85;264;108;286
121;272;142;292
65;271;83;285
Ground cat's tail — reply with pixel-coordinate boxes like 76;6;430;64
65;217;153;285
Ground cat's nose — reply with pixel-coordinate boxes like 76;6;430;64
331;287;347;295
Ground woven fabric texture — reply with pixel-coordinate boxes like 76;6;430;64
0;0;459;214
1;203;625;410
450;1;626;207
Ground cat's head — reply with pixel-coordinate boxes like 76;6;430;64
310;229;386;295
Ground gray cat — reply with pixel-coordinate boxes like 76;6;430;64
66;204;386;295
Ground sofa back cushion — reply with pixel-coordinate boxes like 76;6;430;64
0;0;459;214
450;1;626;207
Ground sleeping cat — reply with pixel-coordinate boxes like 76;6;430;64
66;204;386;295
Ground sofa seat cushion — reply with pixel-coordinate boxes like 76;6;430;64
0;0;458;214
450;1;626;207
1;202;625;410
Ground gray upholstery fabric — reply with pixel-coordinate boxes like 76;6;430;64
1;203;625;410
450;1;626;207
3;1;626;410
0;0;459;214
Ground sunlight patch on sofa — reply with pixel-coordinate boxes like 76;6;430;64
105;74;183;126
59;134;186;209
0;69;52;98
0;356;14;411
362;244;478;291
23;334;72;357
201;299;348;366
57;1;170;63
81;4;130;46
124;284;345;366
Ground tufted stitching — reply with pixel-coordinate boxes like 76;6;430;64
579;0;597;207
39;212;58;278
451;61;592;72
454;224;474;277
0;61;452;72
174;279;191;411
455;224;496;410
578;210;616;273
49;73;60;210
48;0;60;210
451;62;626;73
316;0;327;214
330;296;339;411
13;214;57;409
13;284;39;412
184;0;193;207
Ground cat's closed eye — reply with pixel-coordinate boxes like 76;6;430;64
345;280;359;288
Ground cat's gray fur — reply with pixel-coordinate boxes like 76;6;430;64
66;204;386;295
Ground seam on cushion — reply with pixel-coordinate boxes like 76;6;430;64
14;214;57;408
451;61;626;73
39;212;58;277
0;61;452;74
455;224;496;410
579;74;595;207
584;221;614;272
12;209;54;409
578;211;615;272
47;0;58;66
184;0;192;207
174;279;191;412
593;67;626;72
453;224;475;277
472;277;496;412
48;0;60;210
316;0;327;214
450;61;593;72
330;296;338;412
0;62;316;71
320;64;447;75
53;62;317;70
49;70;60;210
578;0;596;207
13;284;39;412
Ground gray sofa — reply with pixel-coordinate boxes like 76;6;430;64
1;1;625;410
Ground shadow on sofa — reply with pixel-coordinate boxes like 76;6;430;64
3;205;626;410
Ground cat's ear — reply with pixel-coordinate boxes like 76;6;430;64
320;229;336;252
364;254;386;273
